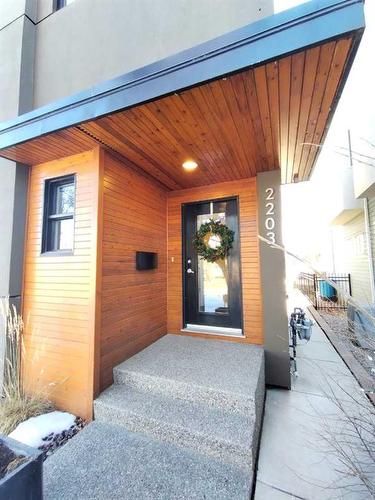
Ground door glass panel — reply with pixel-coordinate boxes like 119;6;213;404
196;211;229;314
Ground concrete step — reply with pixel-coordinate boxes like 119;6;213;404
44;422;252;500
113;366;256;415
94;384;256;469
113;334;265;416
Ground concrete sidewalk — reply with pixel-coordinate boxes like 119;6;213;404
255;292;374;499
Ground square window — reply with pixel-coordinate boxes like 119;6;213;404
42;175;75;254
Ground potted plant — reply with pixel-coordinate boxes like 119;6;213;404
0;435;43;499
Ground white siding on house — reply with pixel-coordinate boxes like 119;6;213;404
367;197;375;269
342;212;372;304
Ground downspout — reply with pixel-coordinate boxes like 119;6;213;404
363;197;375;303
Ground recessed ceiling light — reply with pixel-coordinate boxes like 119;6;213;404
182;160;198;171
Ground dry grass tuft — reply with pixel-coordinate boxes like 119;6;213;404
0;297;55;435
0;393;54;435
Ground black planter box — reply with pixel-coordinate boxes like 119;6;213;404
0;435;43;500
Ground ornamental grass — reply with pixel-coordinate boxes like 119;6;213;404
0;298;54;435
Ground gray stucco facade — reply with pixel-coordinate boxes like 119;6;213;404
33;0;273;108
257;170;290;388
0;0;36;386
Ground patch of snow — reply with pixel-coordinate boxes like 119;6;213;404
9;411;75;449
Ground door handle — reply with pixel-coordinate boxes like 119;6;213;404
186;259;195;274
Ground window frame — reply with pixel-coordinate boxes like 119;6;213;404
41;174;76;255
55;0;66;10
55;0;74;11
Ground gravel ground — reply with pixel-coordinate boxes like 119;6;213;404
320;310;375;381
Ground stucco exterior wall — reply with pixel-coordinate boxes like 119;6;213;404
0;0;35;387
0;10;23;300
0;16;30;121
36;0;54;22
0;2;35;295
0;0;37;30
33;0;273;108
257;170;290;389
353;161;375;200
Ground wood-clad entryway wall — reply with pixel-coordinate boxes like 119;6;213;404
22;147;263;420
167;178;263;344
22;147;168;419
99;151;168;391
22;149;102;421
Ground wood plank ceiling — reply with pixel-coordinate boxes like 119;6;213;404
1;36;354;188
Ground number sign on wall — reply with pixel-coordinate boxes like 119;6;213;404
265;187;276;244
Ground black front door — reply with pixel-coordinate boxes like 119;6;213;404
183;198;242;330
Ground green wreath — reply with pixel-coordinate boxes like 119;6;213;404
193;219;234;262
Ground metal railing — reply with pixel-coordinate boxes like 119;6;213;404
297;272;352;310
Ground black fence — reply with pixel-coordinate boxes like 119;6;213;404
297;272;352;310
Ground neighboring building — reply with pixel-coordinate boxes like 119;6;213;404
0;0;365;420
330;157;375;305
293;0;375;307
342;212;372;302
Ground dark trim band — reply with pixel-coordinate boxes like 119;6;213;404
0;0;365;152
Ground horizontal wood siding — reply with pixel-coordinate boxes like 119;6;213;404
100;151;167;389
167;178;263;344
22;149;101;421
2;38;354;186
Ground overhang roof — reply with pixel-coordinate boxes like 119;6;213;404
0;0;365;189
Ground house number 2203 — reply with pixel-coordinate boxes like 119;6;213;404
265;187;276;244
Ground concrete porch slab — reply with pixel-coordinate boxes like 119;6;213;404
114;334;265;414
44;422;251;500
45;333;265;499
94;383;257;468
